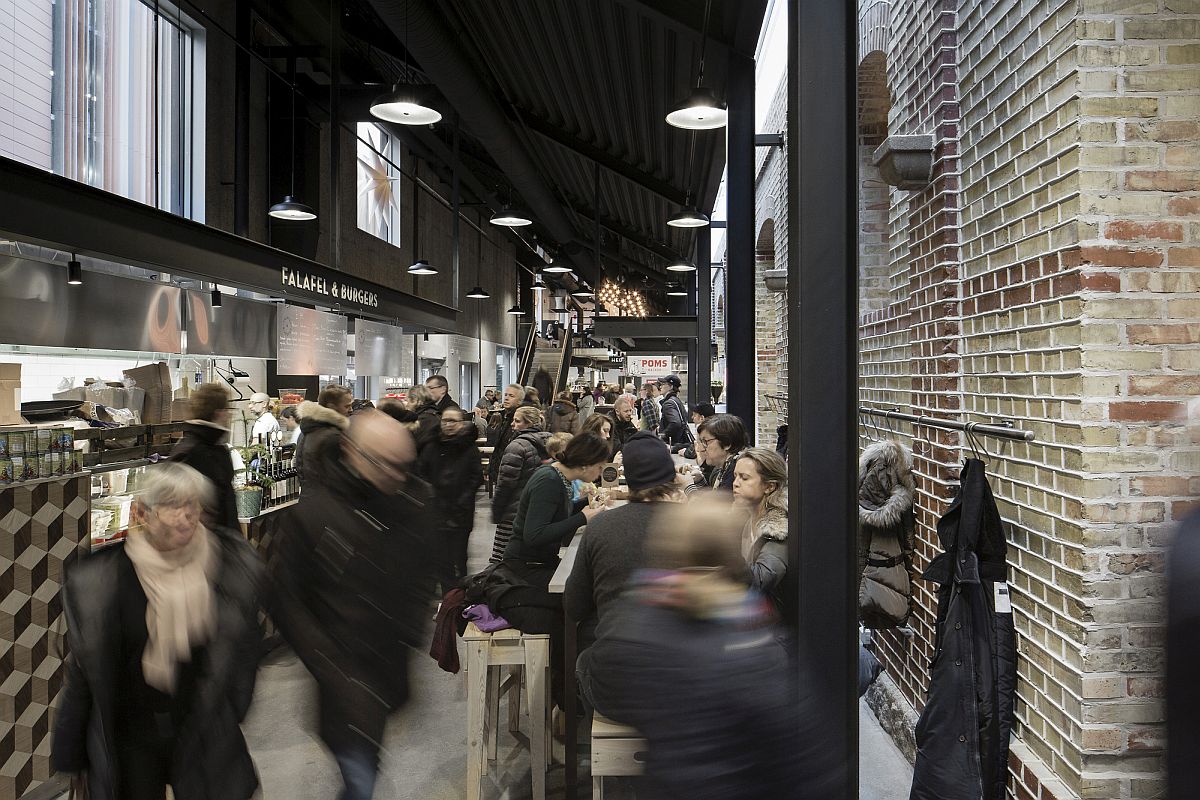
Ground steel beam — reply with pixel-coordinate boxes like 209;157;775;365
592;316;697;339
788;0;858;796
695;224;712;409
724;51;755;426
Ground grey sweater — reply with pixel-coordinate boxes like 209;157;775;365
564;502;659;642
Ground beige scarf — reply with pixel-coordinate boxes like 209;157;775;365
125;524;217;693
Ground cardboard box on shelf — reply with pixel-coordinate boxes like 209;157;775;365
123;363;173;424
0;379;22;426
170;399;192;422
0;362;21;381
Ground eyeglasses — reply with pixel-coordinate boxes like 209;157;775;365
151;504;201;525
348;440;413;476
442;418;466;425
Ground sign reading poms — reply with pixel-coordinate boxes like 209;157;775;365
281;266;380;308
627;355;671;376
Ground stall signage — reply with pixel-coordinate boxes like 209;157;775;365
281;266;379;309
627;355;670;376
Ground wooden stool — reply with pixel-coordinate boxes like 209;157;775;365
463;623;552;800
590;712;648;799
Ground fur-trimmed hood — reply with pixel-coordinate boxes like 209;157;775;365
858;440;915;528
296;400;350;432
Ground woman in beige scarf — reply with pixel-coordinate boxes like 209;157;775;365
52;462;264;800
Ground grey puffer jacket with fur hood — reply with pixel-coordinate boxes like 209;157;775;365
858;440;915;629
296;401;350;486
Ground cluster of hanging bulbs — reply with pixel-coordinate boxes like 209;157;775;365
597;280;648;318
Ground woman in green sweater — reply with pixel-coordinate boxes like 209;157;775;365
505;432;612;585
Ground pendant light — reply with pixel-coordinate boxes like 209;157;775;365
407;167;438;275
666;281;687;296
490;205;533;227
269;79;316;221
370;0;440;125
667;207;710;228
665;1;727;131
211;285;223;307
531;274;548;292
466;285;490;299
466;217;489;298
67;254;83;285
543;255;571;273
571;284;594;297
506;303;525;316
667;259;697;272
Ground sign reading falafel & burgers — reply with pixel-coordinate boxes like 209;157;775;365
281;266;379;309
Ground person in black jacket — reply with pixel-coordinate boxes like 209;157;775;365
271;410;435;800
486;383;527;487
296;384;352;486
490;406;551;563
658;374;692;446
407;384;441;455
52;462;264;800
424;373;460;416
169;382;239;531
609;395;639;457
417;406;482;588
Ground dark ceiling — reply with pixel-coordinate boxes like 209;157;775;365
252;0;767;293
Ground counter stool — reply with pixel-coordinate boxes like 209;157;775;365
463;623;552;800
590;712;647;800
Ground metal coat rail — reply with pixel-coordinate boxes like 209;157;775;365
861;408;1036;443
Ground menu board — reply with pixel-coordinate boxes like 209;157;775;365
354;319;407;377
277;305;347;375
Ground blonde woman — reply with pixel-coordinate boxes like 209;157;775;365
732;448;790;620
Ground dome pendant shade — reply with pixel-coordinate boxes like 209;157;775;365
490;206;534;227
666;282;687;296
369;85;442;125
268;196;317;220
506;304;526;316
666;260;697;272
665;87;728;130
531;277;548;292
543;259;571;273
408;259;438;275
667;207;710;228
571;286;594;297
466;285;490;299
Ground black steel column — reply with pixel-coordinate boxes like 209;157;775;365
233;0;250;237
725;51;755;425
329;0;342;268
787;0;858;798
695;224;712;409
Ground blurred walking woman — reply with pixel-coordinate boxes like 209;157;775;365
52;462;265;800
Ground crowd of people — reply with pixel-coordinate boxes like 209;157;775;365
51;371;829;800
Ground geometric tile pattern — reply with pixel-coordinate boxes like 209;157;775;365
0;475;88;798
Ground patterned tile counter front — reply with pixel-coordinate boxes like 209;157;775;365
0;475;89;799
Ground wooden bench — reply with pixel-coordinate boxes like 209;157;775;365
590;712;648;799
462;623;552;800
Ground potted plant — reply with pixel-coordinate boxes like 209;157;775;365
235;444;274;519
710;381;724;404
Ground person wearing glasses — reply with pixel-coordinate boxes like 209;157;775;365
683;414;749;496
271;411;435;800
52;462;265;800
417;407;483;589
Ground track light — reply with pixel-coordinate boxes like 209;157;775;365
408;259;438;275
369;84;442;125
67;255;83;285
211;287;223;307
490;206;533;227
666;87;728;130
466;285;490;299
667;207;710;228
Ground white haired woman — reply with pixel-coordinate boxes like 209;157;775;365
52;462;265;800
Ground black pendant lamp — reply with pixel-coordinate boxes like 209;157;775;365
490;205;533;228
665;0;727;131
666;281;687;297
571;284;594;297
667;207;710;228
407;171;438;275
370;1;441;125
543;255;571;273
67;254;83;285
531;274;548;292
211;286;223;307
466;221;489;298
666;259;697;272
269;81;316;221
506;303;525;316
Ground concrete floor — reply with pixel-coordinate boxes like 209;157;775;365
242;493;914;799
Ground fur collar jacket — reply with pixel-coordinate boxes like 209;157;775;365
296;400;350;432
858;440;915;529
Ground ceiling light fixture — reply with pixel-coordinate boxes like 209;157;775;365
211;286;222;307
408;259;438;275
667;207;710;228
269;81;316;221
531;275;548;292
67;254;83;285
466;285;490;299
543;256;571;273
665;0;726;130
370;84;442;125
507;303;526;316
571;285;594;297
666;260;697;272
666;281;687;297
489;205;533;227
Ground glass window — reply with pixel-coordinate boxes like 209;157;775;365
0;0;206;218
356;122;402;246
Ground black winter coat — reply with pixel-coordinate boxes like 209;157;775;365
610;415;638;457
170;421;239;531
417;425;482;531
659;392;691;445
909;458;1016;800
296;401;349;486
270;463;435;752
548;399;580;434
52;528;264;800
413;401;442;454
491;428;551;524
486;407;518;484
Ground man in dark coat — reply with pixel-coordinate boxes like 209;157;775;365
417;406;482;588
170;382;239;530
295;384;352;486
486;383;527;487
609;395;639;457
909;458;1016;800
424;373;460;415
658;374;692;446
271;411;435;800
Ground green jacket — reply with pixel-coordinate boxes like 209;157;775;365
506;464;587;563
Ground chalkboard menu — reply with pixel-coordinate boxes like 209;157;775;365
277;305;347;375
354;319;406;376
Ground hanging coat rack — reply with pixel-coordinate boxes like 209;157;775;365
861;407;1036;444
